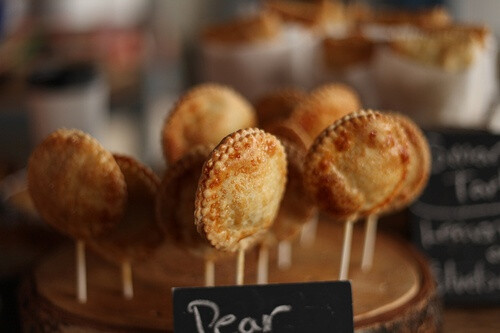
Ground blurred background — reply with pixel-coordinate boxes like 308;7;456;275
0;0;499;331
0;0;498;171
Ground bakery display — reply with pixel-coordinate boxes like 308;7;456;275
13;0;500;330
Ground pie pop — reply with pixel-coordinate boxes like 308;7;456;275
195;128;287;285
304;110;409;280
162;84;256;164
27;129;126;302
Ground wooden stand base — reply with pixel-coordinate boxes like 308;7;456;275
19;219;440;332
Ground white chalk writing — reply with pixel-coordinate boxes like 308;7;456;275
187;299;292;333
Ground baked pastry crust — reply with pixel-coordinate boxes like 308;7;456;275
304;110;409;220
162;84;256;164
322;34;375;69
27;129;126;239
390;25;489;72
88;154;163;263
289;83;361;140
195;128;287;252
265;0;346;31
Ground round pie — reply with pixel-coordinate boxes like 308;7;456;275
195;128;287;252
303;110;409;220
27;129;126;239
162;84;256;164
289;83;361;141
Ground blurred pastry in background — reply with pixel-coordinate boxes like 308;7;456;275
373;25;497;128
254;87;307;129
288;83;361;143
161;83;256;164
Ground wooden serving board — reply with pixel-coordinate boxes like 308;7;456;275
19;218;440;332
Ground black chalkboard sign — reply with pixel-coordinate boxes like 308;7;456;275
173;281;353;332
410;129;500;305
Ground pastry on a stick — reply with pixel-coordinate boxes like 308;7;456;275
195;128;287;284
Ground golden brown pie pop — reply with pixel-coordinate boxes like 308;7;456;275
255;88;307;129
28;129;126;239
289;83;361;142
87;154;162;299
162;84;257;164
304;110;409;280
27;129;127;303
156;146;224;286
195;128;287;284
304;110;409;220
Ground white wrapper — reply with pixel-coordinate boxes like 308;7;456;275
372;36;498;128
199;25;321;101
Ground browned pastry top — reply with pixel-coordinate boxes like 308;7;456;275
27;129;126;239
303;110;409;220
322;34;376;69
162;83;256;164
195;128;287;252
390;25;490;72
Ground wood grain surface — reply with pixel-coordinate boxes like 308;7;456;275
19;218;440;332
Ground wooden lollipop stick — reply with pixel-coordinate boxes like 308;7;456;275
257;244;269;284
75;239;87;303
339;216;356;280
122;260;133;299
361;215;379;272
300;212;318;247
205;259;215;287
236;249;245;285
277;240;292;270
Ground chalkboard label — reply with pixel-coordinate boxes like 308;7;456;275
410;129;500;305
173;281;353;332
